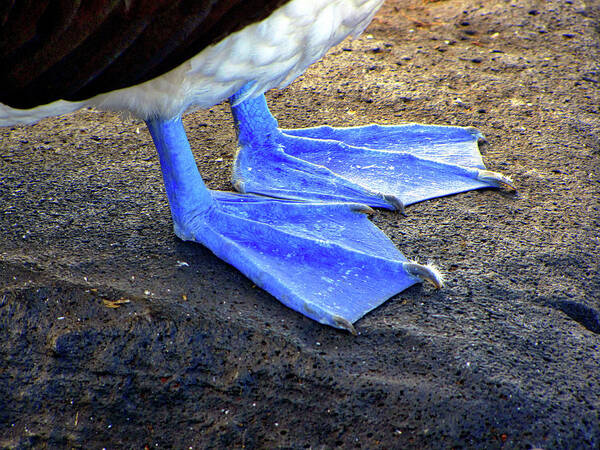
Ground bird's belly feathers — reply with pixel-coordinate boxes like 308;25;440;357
1;0;383;125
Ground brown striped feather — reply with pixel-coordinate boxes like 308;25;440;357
0;0;292;108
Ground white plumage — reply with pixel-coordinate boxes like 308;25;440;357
0;0;383;126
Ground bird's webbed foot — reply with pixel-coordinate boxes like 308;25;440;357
146;115;440;332
177;191;441;333
230;90;514;211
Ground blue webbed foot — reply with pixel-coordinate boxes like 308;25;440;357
146;116;441;333
230;88;514;211
184;192;443;333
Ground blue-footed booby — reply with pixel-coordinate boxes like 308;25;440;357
0;1;513;333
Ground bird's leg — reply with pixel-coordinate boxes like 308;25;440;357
145;116;441;333
229;84;514;211
146;116;213;241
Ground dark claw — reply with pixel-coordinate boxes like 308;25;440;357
404;262;444;289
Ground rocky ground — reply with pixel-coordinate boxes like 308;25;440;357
1;0;599;448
